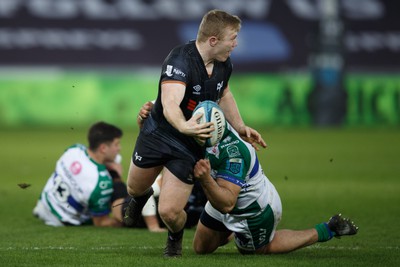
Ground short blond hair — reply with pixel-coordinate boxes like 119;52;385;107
197;10;241;43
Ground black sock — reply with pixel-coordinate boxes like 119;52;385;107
134;188;153;207
168;229;184;241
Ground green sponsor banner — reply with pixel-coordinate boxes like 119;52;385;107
0;70;399;128
346;75;400;125
230;73;313;126
0;71;159;128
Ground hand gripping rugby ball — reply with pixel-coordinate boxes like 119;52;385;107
192;100;226;147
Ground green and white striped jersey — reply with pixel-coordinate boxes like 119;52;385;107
37;144;113;225
206;124;271;218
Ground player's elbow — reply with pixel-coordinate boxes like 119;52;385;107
215;201;236;214
218;206;232;214
92;215;122;227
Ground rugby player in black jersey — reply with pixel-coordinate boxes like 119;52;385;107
124;10;266;257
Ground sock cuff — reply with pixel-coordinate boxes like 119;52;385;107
168;229;184;241
136;188;154;202
315;223;334;242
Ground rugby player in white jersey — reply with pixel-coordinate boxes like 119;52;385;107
192;117;359;255
33;121;165;232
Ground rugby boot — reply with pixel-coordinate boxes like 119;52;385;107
327;213;359;238
123;188;154;227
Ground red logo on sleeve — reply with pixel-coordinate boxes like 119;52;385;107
70;161;82;175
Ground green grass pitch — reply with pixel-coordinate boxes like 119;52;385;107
0;127;399;266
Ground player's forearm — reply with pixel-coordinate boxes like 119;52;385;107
92;216;123;227
199;177;236;214
163;104;187;132
219;89;245;132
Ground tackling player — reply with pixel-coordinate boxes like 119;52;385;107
192;117;359;254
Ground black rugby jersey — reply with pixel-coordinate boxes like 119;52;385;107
151;41;233;149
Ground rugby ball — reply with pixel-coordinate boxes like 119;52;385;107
192;100;226;147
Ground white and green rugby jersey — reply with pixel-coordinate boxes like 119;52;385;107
206;124;272;218
38;144;113;225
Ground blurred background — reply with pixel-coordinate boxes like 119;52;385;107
0;0;399;129
1;4;399;261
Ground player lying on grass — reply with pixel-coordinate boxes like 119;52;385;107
33;121;165;232
192;111;359;254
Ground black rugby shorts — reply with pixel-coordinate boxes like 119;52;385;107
132;116;203;184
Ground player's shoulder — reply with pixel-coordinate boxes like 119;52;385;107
171;40;195;53
65;143;86;152
166;41;197;62
162;43;196;82
60;144;87;160
59;144;97;173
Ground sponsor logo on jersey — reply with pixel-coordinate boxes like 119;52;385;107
60;161;83;194
193;84;201;95
53;177;70;202
97;196;111;209
259;228;267;243
222;136;232;143
70;161;82;175
221;139;239;149
173;68;186;77
99;180;112;190
206;145;220;158
99;170;109;177
216;81;224;92
228;158;243;175
101;188;113;195
165;65;186;78
227;145;240;157
165;65;173;77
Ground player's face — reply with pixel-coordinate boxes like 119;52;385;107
214;27;238;62
104;138;121;162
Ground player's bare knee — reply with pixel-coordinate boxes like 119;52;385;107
126;181;147;197
255;243;274;255
158;206;179;225
126;184;136;197
158;210;177;225
126;184;145;197
193;244;206;254
193;242;213;255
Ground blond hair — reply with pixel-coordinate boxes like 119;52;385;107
197;10;241;43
